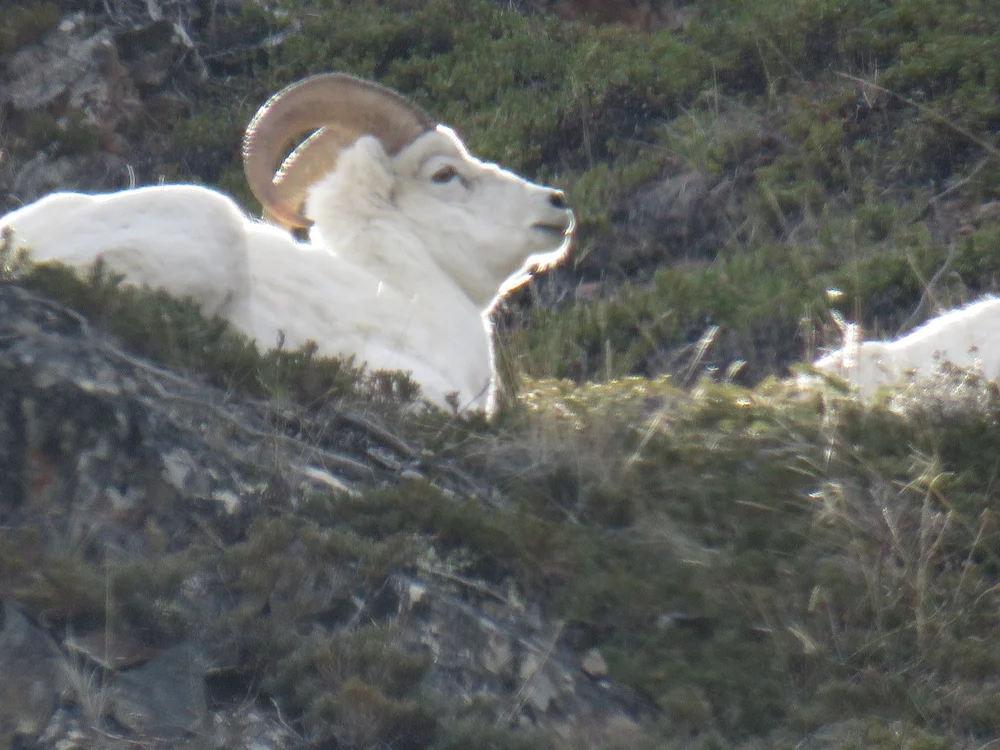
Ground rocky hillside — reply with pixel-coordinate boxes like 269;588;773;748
2;1;1000;748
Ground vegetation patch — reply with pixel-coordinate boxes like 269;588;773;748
1;245;420;410
3;0;1000;746
0;0;59;57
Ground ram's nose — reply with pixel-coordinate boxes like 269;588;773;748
532;188;574;235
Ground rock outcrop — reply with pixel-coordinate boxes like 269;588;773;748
0;281;640;748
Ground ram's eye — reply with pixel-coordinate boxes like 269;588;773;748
431;165;459;183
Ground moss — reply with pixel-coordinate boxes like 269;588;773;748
330;480;525;584
431;718;551;750
266;630;434;746
21;112;62;153
511;241;835;383
167;96;255;199
13;555;106;625
855;718;957;750
273;627;430;704
305;676;438;749
54;110;101;156
0;1;60;57
111;556;199;644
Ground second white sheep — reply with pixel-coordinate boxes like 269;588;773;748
813;296;1000;397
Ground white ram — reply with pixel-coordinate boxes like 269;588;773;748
0;73;575;413
813;296;1000;397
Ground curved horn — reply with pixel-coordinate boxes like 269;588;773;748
243;73;434;229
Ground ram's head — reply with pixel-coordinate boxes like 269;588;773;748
243;73;574;307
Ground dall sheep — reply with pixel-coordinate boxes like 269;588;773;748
0;73;575;413
813;296;1000;397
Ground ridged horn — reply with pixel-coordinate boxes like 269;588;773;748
242;73;435;229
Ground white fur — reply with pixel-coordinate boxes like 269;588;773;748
1;126;573;413
813;296;1000;397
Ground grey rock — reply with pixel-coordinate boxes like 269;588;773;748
581;647;609;679
394;574;619;724
162;447;211;497
109;642;206;739
0;603;60;747
8;151;129;208
520;654;559;712
0;14;140;128
480;628;514;675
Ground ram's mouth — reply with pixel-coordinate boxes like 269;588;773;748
531;222;572;236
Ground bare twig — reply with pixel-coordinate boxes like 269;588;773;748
139;384;377;479
926;156;989;207
341;410;420;458
837;72;1000;162
417;561;518;607
682;324;719;387
899;239;959;334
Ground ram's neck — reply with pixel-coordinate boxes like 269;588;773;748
310;218;476;311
